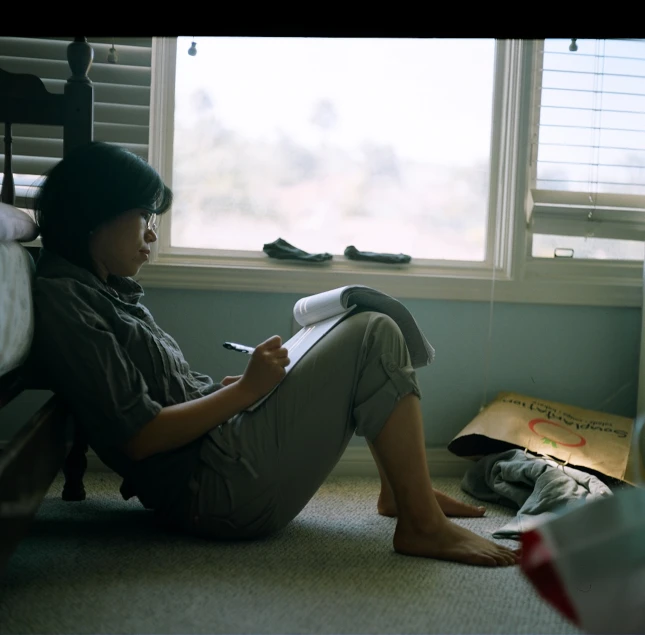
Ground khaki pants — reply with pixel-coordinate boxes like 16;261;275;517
186;311;422;540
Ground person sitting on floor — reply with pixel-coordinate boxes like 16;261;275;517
30;142;520;567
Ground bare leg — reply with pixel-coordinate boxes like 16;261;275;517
371;394;521;567
366;441;486;518
366;440;398;517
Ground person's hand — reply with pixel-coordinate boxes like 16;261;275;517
220;375;242;386
237;335;290;401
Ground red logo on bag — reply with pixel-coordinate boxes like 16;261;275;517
528;419;587;448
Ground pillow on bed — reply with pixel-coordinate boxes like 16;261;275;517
0;242;35;376
0;202;39;242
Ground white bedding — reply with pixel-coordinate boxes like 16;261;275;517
0;242;35;376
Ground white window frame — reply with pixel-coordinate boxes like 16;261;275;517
140;37;642;308
523;39;645;289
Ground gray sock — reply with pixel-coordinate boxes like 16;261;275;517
344;245;411;264
263;238;333;262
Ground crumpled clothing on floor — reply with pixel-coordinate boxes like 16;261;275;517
461;449;613;539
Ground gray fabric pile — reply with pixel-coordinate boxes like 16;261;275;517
461;449;613;539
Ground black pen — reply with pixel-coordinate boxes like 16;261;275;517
223;342;255;354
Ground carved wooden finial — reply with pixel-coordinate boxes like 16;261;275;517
67;37;93;83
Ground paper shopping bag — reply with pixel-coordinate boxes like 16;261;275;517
448;392;643;485
520;415;645;634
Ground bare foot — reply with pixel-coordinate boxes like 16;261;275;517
393;518;521;567
434;491;486;517
378;489;486;518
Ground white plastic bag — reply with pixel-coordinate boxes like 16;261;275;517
520;415;645;634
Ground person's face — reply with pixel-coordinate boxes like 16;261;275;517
89;208;158;280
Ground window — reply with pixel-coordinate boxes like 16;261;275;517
150;38;643;306
168;37;497;263
528;38;645;261
3;37;637;306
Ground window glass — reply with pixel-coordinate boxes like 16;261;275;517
171;37;496;261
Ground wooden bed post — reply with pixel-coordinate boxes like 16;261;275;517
61;419;88;501
63;37;94;155
59;37;94;501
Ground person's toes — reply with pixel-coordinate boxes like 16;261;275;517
460;502;486;517
502;548;521;565
503;552;517;566
494;551;513;566
475;553;498;567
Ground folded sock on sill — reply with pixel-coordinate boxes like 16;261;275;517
263;238;333;262
344;245;411;264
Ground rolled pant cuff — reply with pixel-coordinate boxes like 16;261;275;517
353;352;421;441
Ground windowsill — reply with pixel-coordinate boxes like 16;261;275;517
25;239;643;307
136;252;644;308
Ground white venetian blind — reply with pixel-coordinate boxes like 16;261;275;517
0;36;152;208
529;38;645;240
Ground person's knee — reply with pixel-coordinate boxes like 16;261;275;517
361;312;406;350
343;311;402;340
342;309;380;330
367;311;401;333
310;311;408;375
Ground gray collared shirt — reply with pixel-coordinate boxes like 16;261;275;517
31;248;221;517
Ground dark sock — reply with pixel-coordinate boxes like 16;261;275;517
344;245;411;264
263;238;333;262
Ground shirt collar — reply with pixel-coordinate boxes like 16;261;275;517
35;248;145;305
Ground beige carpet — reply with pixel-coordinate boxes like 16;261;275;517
0;472;581;635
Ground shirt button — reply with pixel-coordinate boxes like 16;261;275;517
387;361;397;372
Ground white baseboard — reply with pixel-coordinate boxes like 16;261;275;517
0;442;472;479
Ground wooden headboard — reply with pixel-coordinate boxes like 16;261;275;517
0;36;95;575
0;36;94;206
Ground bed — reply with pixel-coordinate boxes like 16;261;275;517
0;37;94;574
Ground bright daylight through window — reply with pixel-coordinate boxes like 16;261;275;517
530;38;645;261
170;37;496;261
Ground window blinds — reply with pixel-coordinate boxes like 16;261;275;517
0;36;152;208
529;38;645;240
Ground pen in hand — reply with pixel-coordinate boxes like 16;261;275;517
223;342;255;354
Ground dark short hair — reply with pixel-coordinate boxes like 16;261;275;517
33;141;173;271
